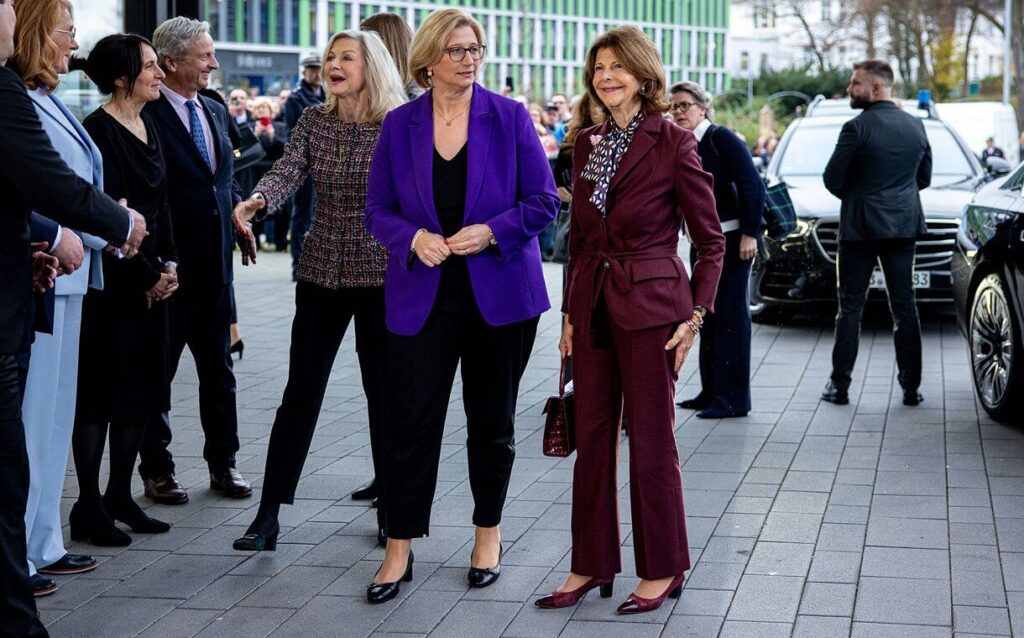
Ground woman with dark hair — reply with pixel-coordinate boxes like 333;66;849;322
538;26;724;614
71;33;177;546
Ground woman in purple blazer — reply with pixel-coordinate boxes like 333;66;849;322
364;8;558;604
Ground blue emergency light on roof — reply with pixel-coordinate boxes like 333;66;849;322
917;89;932;111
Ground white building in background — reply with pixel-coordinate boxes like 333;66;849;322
727;0;1007;94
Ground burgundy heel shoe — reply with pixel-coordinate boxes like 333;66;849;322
616;572;686;615
535;576;614;609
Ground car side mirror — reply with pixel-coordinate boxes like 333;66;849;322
985;156;1012;177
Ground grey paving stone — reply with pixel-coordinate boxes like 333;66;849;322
238;565;343;608
503;598;572;638
181;575;270;610
854;577;952;626
662;615;724;637
557;620;663;638
672;587;734;617
685;562;747;591
799;581;856;616
871;495;948;519
718;620;793;637
866;516;949;549
953;605;1012;636
808;550;862;583
46;597;182;638
1001;552;1024;591
105;554;244;599
429;600;521;638
952;570;1007;607
137;608;222;638
772;491;830;514
861;547;950;580
726;575;803;623
376;589;464;635
759;512;823;544
817;523;866;552
850;622;951;637
712;513;766;538
744;542;814;577
268;596;387;638
793;615;852;637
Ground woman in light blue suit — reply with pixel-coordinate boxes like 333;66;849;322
11;0;109;593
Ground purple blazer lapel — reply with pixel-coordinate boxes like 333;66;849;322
409;94;436;226
465;85;492;221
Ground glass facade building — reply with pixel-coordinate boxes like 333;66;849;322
203;0;729;99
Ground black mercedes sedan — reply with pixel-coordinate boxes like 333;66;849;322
752;106;985;321
952;161;1024;422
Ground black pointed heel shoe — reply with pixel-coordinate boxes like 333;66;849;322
230;339;244;360
69;501;131;547
103;496;171;534
468;543;502;588
233;516;280;552
367;550;413;604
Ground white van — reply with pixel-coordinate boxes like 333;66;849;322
935;101;1020;165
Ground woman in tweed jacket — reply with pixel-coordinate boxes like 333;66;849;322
230;30;406;552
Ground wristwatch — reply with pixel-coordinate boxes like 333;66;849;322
250;192;268;221
487;227;497;246
693;305;707;318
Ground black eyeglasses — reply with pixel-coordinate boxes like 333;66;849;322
670;101;697;112
445;45;486;62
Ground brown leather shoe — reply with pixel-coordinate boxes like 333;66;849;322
144;473;189;505
210;467;252;499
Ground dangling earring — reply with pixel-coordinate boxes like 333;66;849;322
641;81;649;94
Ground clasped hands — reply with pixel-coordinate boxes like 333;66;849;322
145;263;179;309
413;224;492;267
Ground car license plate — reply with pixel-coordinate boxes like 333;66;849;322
868;270;930;289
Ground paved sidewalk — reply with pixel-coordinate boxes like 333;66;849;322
41;251;1024;637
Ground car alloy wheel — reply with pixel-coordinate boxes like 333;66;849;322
969;273;1021;421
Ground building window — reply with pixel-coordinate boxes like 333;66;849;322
760;53;769;72
821;0;831;22
754;2;774;29
740;50;749;71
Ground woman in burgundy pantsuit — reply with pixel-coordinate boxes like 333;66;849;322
536;26;724;615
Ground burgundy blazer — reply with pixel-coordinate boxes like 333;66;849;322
563;113;725;339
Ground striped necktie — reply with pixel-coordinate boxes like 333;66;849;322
186;99;212;170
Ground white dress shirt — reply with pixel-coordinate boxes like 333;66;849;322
160;84;218;173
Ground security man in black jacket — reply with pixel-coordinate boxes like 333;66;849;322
821;59;932;407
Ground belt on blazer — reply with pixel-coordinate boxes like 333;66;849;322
577;244;680;296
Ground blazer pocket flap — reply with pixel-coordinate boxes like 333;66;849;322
629;258;680;283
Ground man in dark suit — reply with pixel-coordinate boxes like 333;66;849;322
139;17;252;504
821;59;932;407
0;0;145;629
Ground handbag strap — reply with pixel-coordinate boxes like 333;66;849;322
559;356;569;395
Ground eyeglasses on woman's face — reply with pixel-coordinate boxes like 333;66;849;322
54;26;76;40
670;100;697;113
445;45;485;62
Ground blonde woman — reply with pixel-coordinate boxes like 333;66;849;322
231;29;405;552
364;7;558;603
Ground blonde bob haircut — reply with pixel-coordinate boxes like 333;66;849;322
583;26;669;117
319;30;406;124
408;8;486;90
11;0;74;93
360;12;414;87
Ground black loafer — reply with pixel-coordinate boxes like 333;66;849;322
821;381;849;405
143;473;189;505
351;479;377;501
468;544;502;588
903;390;923;406
677;396;710;410
31;575;58;597
210;467;252;499
37;553;98;575
367;551;413;604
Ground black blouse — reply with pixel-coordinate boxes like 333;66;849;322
432;144;470;304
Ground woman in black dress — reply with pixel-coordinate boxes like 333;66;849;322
71;34;177;545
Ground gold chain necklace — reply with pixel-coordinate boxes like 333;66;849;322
432;105;469;127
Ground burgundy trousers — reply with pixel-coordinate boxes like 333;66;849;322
570;311;691;581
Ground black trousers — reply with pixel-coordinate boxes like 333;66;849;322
831;239;922;392
384;280;538;539
139;281;239;479
692;231;753;414
261;283;387;520
0;354;48;638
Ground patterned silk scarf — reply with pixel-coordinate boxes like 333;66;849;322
581;110;645;215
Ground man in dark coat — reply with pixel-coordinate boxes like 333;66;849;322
0;1;145;631
821;59;932;407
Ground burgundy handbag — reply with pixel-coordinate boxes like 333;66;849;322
542;357;576;457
